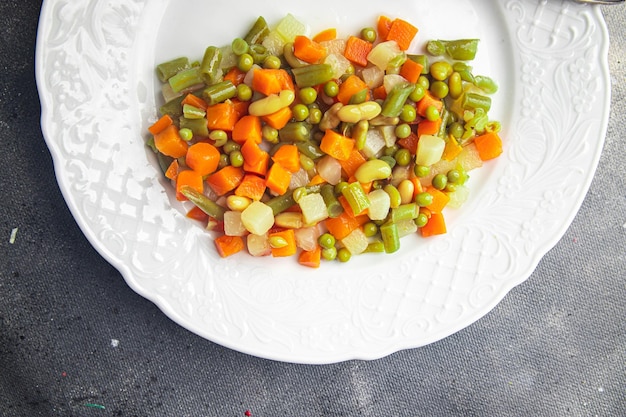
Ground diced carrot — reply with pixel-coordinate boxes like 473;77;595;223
420;212;446;237
186;205;209;222
214;235;245;257
206;165;245;196
339;148;367;178
262;106;293;130
306;174;325;187
181;94;208;111
223;67;246;86
154;124;188;158
164;159;179;180
293;35;327;64
319;129;355;161
241;138;267;167
377;15;393;41
252;68;294;96
442;135;463;161
425;186;450;213
206;102;239;131
148;114;174;135
270;229;297;257
185;142;220;176
231;99;250;119
325;211;360;240
399;58;424;84
265;162;292;195
336;74;370;105
416;91;443;118
410;176;424;198
397;132;419;155
176;169;204;201
298;245;321;268
386;18;418;51
343;36;373;68
235;174;266;201
243;151;270;176
473;131;503;161
372;85;387;101
232;115;262;144
272;144;300;173
417;118;442;137
312;28;337;43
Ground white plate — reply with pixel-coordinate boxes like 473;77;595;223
36;0;610;364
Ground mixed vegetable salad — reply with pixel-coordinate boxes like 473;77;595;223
147;14;503;267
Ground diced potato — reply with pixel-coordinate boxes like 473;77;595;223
457;143;483;172
298;193;329;225
247;233;271;257
262;31;287;56
447;184;470;209
241;201;274;235
223;211;247;237
324;53;352;80
367;189;391;221
320;39;346;55
415;134;446;166
383;74;408;93
362;128;386;158
361;65;384;89
275;13;306;42
367;40;402;70
378;125;397;148
396;218;418;237
340;228;368;255
294;226;320;251
316;155;342;185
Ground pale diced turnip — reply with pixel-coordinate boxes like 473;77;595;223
367;189;391;221
241;201;274;235
415;134;446;166
298;193;329;225
223;211;247;237
340;228;369;255
247;233;271;257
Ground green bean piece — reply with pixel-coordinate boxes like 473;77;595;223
426;40;446;56
474;75;499;94
436;108;451;138
391;203;419;223
349;88;369;105
200;46;223;85
321;184;344;218
231;38;249;56
183;104;205;119
159;95;185;119
279;122;311;142
179;117;209;137
341;182;370;215
365;241;385;253
180;186;226;221
244;16;270;45
283;42;307;69
156;57;190;82
445;39;479;61
202;80;237;106
352;120;369;151
295;140;324;160
381;82;415;118
379;155;397;170
168;67;203;93
249;44;269;65
291;64;334;88
462;93;492;112
407;54;429;74
266;192;296;216
380;222;400;253
156;151;173;173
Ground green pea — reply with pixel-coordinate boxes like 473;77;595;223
307;107;322;125
448;122;464;139
223;140;240;154
229;150;244;168
384;145;399;157
394;148;412;166
292;104;310;121
323;80;339;98
299;154;315;171
299;87;317;105
322;246;337;261
417;75;430;90
430;81;449;99
447;169;462;184
361;27;377;43
363;222;378;237
430;61;453;81
218;153;229;169
236;83;253;101
445;183;457;192
210;130;228;147
425;105;440;122
262;125;279;144
395;123;412;139
409;84;426;102
400;104;417;122
432;173;448;190
263;55;282;69
414;164;430;178
292;186;308;203
416;192;433;207
237;53;254;72
179;128;193;141
415;212;429;228
337;248;352;262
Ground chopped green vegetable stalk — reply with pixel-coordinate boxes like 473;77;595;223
321;184;343;218
380;222;400;253
202;80;237;105
341;182;370;215
168;67;203;93
381;82;415;118
180;186;226;221
244;16;270;45
157;57;190;82
200;46;223;85
291;64;335;88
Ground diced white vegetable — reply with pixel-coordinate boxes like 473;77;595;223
289;167;310;189
361;66;384;89
367;189;391;221
219;45;238;70
241;201;274;235
320;39;346;55
340;228;368;255
447;184;470;209
367;40;402;70
275;14;306;42
262;31;287;56
294;226;320;251
383;74;409;93
298;193;329;225
324;53;352;80
378;125;397;148
362;128;386;158
458;143;483;172
415;135;446;166
247;233;271;257
396;218;418;237
274;212;304;229
316;155;342;185
223;211;247;237
390;165;411;187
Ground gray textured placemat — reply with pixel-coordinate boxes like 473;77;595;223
1;2;624;416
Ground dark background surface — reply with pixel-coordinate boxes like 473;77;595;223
1;1;625;416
